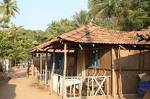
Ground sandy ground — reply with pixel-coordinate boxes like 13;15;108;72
0;69;61;99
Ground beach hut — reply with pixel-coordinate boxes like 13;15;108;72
31;24;150;99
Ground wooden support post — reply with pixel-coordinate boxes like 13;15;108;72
31;53;35;78
73;78;75;98
40;53;43;82
45;53;48;85
82;50;86;80
106;78;110;97
111;48;116;97
38;53;40;81
142;50;145;73
87;77;89;96
70;85;72;97
63;43;67;99
118;47;123;98
139;50;142;73
79;79;82;97
50;51;55;94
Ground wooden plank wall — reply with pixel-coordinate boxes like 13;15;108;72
33;55;46;70
33;53;76;76
85;48;150;96
85;47;112;95
66;53;76;76
86;48;112;76
77;50;85;77
114;50;150;94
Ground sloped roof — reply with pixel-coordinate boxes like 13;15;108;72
31;38;59;52
58;24;150;44
31;24;150;52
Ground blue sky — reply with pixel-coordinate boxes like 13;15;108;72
11;0;88;30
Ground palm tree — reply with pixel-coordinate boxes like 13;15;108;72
88;0;150;30
88;0;119;20
73;10;91;27
0;0;19;25
46;19;76;38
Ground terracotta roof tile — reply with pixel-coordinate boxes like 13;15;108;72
32;24;150;52
58;24;150;45
31;38;59;52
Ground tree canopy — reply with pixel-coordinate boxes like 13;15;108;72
46;19;76;38
0;0;19;27
88;0;150;30
0;25;47;66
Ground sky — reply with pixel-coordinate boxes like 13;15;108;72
11;0;88;30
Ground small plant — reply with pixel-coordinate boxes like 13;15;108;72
0;76;5;81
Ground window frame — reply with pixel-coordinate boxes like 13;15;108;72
89;49;100;68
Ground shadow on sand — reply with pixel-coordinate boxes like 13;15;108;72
0;80;16;99
0;69;27;99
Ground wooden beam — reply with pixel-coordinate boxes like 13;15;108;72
63;43;67;99
50;51;55;94
111;48;116;97
119;45;126;50
79;44;83;50
48;49;75;53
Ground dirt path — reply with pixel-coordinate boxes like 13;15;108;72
0;69;61;99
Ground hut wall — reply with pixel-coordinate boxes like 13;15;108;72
33;53;77;76
84;48;150;96
86;47;112;76
113;49;150;95
66;53;77;76
85;47;112;95
33;55;46;70
77;50;86;77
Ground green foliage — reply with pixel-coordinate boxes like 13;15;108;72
34;30;51;43
46;0;150;39
8;26;35;61
88;0;119;19
88;0;150;31
0;25;47;66
73;10;91;27
46;19;76;38
0;30;11;58
0;0;19;27
46;11;91;39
